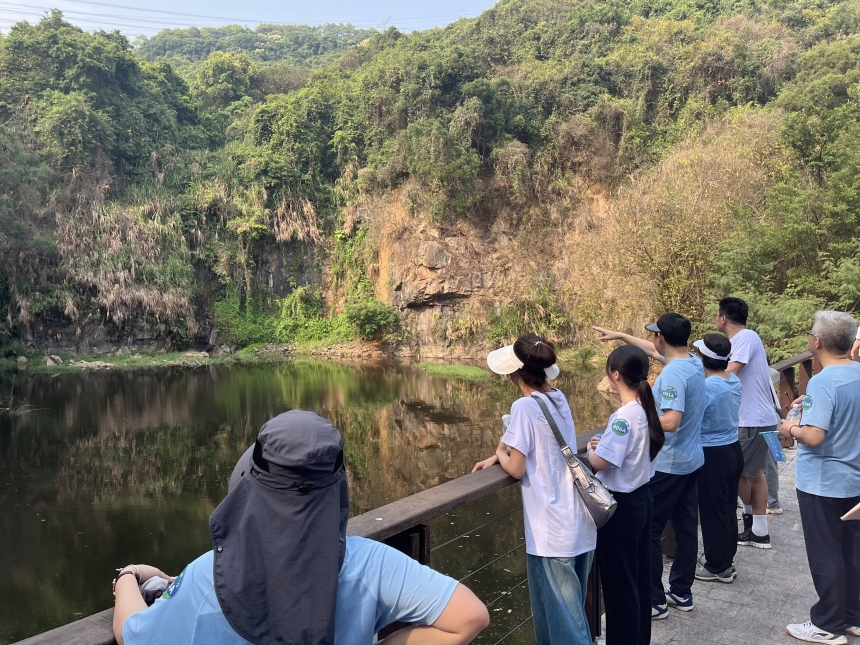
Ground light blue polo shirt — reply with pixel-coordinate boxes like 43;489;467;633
122;536;458;645
652;355;706;475
795;362;860;498
700;374;742;447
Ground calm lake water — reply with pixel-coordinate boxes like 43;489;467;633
0;359;614;644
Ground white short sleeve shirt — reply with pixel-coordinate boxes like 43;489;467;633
730;329;779;427
595;401;656;493
502;390;597;558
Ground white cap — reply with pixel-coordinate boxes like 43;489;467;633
693;339;730;361
486;344;560;380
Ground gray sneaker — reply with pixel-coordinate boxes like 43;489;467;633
694;563;736;583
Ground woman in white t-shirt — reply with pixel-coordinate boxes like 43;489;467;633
473;334;596;645
587;345;665;645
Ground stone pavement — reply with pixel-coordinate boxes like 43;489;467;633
649;448;830;645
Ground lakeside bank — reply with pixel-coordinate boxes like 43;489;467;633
4;340;602;377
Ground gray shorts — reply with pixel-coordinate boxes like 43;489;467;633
739;425;777;478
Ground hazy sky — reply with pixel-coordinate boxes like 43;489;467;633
0;0;502;38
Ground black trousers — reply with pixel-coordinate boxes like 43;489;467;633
698;442;744;573
649;468;701;604
597;486;653;645
797;489;860;635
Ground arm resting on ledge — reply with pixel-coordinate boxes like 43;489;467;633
495;442;526;480
379;584;489;645
112;565;174;645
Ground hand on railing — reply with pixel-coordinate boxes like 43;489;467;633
471;455;499;473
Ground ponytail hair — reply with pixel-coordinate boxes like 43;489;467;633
606;345;665;461
512;333;557;391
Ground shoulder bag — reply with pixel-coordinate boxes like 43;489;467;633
530;393;617;528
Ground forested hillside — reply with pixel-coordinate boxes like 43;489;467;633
134;23;377;77
2;0;860;364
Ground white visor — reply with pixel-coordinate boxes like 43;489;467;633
486;345;560;380
693;339;729;361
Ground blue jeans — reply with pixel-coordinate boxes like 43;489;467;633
527;551;595;645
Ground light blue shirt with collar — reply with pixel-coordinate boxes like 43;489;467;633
652;355;706;475
795;362;860;498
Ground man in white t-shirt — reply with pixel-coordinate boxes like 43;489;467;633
716;298;780;549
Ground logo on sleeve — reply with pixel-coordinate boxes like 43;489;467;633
661;386;678;402
801;395;813;411
161;568;185;600
611;419;631;436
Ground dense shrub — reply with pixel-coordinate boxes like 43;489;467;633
345;300;399;340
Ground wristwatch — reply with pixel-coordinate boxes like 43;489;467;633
112;565;140;596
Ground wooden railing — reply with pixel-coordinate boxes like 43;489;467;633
13;432;602;645
771;351;820;417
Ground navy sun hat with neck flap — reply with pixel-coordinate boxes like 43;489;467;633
211;410;349;645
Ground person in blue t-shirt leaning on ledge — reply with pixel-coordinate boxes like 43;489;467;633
778;311;860;645
111;410;489;645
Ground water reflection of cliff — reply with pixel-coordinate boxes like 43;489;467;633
0;361;614;643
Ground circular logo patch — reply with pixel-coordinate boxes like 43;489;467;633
162;568;185;600
661;386;678;402
611;418;631;436
801;394;813;411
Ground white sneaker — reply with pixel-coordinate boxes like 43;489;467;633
767;505;784;515
846;626;860;637
786;622;847;644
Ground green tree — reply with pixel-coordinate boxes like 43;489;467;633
193;51;257;108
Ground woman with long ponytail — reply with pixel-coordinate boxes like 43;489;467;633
588;345;664;645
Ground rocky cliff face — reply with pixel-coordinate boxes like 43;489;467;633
20;184;654;359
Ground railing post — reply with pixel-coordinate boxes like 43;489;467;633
382;523;431;566
798;359;814;396
778;366;797;417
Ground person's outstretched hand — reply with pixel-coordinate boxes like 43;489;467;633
593;326;623;341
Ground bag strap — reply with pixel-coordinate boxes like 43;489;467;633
529;393;571;453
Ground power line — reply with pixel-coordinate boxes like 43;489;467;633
0;0;469;35
0;4;222;27
32;0;464;26
0;10;184;31
0;11;464;33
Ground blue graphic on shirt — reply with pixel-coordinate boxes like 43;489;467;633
662;386;678;401
611;419;631;436
801;394;813;412
161;568;185;600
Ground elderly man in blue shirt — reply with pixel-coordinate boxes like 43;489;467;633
778;311;860;645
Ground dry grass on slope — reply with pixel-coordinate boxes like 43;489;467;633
55;172;197;332
543;110;786;344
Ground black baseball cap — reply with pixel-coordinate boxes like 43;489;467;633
644;313;691;347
